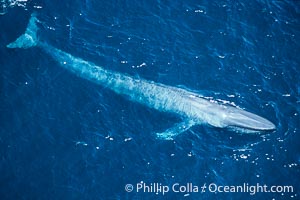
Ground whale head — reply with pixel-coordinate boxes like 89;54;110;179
222;106;276;131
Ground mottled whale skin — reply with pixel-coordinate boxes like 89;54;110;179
7;13;275;139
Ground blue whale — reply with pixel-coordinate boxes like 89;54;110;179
7;13;275;139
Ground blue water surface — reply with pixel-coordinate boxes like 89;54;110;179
0;0;299;199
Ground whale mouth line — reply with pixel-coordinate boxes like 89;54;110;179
227;124;276;132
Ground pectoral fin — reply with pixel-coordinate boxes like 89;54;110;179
156;120;196;140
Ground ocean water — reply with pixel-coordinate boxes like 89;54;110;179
0;0;299;199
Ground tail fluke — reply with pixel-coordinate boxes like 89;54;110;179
7;13;38;49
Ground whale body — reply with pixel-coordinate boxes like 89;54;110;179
7;13;275;139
